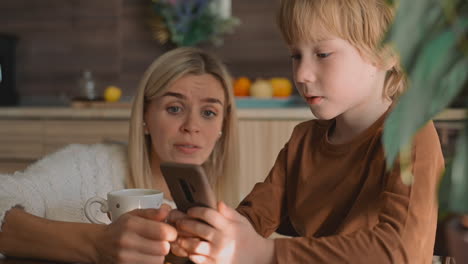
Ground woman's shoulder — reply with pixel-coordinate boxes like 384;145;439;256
85;142;128;159
44;142;126;160
24;143;128;174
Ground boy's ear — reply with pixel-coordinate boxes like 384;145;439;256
384;55;397;71
382;46;399;71
374;45;398;71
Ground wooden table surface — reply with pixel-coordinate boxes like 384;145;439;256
0;255;191;264
0;258;66;264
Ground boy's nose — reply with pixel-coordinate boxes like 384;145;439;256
294;60;317;84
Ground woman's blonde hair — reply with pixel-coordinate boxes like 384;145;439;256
127;47;239;204
277;0;406;100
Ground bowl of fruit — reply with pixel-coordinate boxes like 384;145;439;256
233;77;304;108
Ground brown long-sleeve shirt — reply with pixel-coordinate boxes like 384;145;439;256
237;114;444;263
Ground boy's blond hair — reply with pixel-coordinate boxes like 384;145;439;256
278;0;406;100
127;47;239;205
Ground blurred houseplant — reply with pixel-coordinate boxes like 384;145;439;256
149;0;239;47
382;0;467;261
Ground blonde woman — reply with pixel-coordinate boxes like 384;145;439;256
0;47;239;264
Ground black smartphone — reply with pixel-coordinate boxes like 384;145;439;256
160;162;217;213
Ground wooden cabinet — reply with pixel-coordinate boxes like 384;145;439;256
0;108;309;206
0;116;305;205
0;120;44;160
237;120;301;201
43;120;129;154
0;119;129;174
1;107;464;205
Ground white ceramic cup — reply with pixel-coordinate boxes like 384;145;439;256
84;188;164;224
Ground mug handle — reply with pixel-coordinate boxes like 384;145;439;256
84;196;109;224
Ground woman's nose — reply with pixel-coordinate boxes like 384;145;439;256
180;113;201;133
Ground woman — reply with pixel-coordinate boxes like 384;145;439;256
0;47;239;264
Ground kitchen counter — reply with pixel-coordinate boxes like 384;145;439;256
0;105;313;204
0;106;314;120
0;106;465;121
0;106;465;204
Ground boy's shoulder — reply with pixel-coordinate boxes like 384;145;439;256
294;119;333;135
413;121;443;152
288;119;333;144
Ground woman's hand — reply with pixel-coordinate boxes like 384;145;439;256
92;204;178;264
172;202;275;264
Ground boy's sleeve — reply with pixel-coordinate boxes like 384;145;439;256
236;143;289;237
273;123;444;263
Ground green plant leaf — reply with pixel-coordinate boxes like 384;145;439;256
438;160;452;218
383;1;468;168
386;0;443;71
150;0;240;47
383;28;467;168
383;0;468;216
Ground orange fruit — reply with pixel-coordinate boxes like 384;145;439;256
233;77;251;96
270;78;293;97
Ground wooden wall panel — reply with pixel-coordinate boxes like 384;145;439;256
237;120;302;202
0;0;292;100
119;0;163;93
216;0;292;78
0;120;44;159
0;0;122;98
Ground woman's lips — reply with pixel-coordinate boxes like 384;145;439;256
306;96;324;105
174;144;201;154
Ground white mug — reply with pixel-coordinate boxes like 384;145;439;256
84;188;164;224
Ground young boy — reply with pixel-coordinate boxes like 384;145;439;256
169;0;444;263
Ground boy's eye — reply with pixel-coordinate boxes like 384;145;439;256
317;52;331;58
167;106;182;114
290;54;301;60
202;110;217;118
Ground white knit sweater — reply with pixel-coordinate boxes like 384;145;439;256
0;143;129;230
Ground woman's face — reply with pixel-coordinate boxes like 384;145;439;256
144;74;226;165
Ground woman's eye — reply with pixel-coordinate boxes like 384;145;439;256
167;106;182;114
202;110;217;118
317;52;331;58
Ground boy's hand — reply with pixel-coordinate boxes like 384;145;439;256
173;202;275;264
166;208;199;257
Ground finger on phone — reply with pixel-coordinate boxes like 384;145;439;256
133;218;178;242
187;207;227;230
189;254;214;264
129;208;170;222
178;237;212;256
171;241;189;257
176;218;216;242
167;209;188;225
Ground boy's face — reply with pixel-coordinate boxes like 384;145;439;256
290;37;387;120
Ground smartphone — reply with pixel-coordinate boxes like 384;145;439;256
160;162;217;213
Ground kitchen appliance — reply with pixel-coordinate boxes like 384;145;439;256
0;33;18;106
